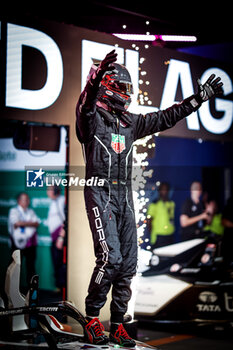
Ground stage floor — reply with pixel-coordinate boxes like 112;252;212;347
136;324;233;349
67;318;233;350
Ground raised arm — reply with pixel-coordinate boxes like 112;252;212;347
134;74;223;140
76;50;117;143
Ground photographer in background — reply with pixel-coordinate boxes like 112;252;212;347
180;181;210;241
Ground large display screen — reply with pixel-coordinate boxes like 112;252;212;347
0;19;233;141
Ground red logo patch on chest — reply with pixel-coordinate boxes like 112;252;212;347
111;133;126;154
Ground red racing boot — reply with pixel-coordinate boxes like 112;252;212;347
110;323;136;347
84;317;109;345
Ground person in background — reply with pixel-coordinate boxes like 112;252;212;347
8;192;40;285
221;196;233;267
180;181;210;241
147;182;175;248
204;199;224;237
47;185;66;292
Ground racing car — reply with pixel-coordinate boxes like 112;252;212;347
0;250;157;349
135;235;233;329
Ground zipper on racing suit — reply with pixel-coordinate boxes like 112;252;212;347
116;116;134;214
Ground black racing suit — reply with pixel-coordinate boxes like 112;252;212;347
76;73;201;322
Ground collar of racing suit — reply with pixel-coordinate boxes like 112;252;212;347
97;107;133;126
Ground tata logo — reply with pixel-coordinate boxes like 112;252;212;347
197;291;233;313
196;303;221;312
197;291;221;312
198;291;218;303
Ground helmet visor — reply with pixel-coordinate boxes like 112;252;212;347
108;81;134;96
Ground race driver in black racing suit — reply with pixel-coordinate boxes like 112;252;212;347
76;50;223;347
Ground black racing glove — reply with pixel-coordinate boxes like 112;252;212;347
99;50;118;72
94;50;118;84
197;74;223;102
81;50;118;109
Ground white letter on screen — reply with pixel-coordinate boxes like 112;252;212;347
6;23;63;110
